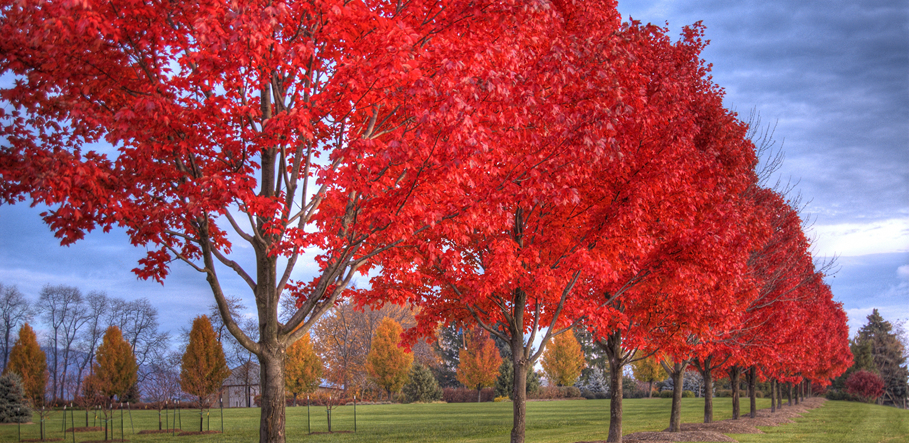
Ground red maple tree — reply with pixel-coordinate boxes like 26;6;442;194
0;1;554;441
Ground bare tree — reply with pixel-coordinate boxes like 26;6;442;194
38;284;84;402
73;292;109;395
0;283;32;372
105;297;170;384
142;351;183;429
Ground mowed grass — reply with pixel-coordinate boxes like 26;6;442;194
731;400;909;443
1;398;905;443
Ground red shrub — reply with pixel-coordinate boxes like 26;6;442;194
845;370;885;402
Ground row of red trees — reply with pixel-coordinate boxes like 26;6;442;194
0;0;850;442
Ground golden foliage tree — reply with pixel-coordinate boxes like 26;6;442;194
285;333;323;406
366;317;413;399
631;352;667;398
456;328;502;401
3;323;46;406
313;301;435;394
541;330;586;387
180;316;230;416
94;326;138;401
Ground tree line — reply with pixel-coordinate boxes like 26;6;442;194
0;1;868;442
0;283;167;404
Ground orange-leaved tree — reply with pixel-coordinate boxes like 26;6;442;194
366;318;412;400
3;323;46;406
285;333;323;406
94;326;138;402
456;328;502;402
180;316;230;431
541;329;585;387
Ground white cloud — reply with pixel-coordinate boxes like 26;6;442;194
810;218;909;257
898;264;909;279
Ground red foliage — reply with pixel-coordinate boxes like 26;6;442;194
845;370;885;401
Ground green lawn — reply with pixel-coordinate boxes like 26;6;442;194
1;398;905;443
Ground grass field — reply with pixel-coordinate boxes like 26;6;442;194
1;398;905;443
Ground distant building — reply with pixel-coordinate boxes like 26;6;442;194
221;362;260;408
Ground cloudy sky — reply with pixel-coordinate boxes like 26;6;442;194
1;0;907;342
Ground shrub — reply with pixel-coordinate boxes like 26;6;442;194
715;390;732;398
682;390;694;398
659;390;673;398
443;387;495;403
493;396;510;402
754;391;764;398
846;370;885;402
825;389;860;402
403;363;443;403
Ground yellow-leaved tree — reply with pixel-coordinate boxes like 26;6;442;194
285;333;323;406
631;351;667;398
456;328;502;402
540;330;585;387
366;317;412;400
4;323;47;406
180;316;230;431
95;326;138;401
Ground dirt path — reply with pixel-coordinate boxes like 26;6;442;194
580;397;826;443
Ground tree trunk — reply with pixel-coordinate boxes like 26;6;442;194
477;388;482;403
776;380;783;409
748;367;756;419
787;382;793;406
258;344;286;443
199;407;204;432
603;330;624;443
668;361;687;432
770;380;776;413
510;349;527;443
701;367;713;423
729;366;741;420
648;380;653;399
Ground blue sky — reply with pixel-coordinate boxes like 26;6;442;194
1;0;907;339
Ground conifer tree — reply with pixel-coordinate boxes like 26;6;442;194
94;326;138;402
3;323;46;406
402;363;443;403
854;309;909;406
541;331;586;387
180;316;230;431
285;333;323;406
0;373;31;423
366;318;412;399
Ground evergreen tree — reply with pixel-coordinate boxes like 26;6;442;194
494;359;541;399
3;323;46;406
402;363;443;403
432;324;462;388
575;366;609;399
0;373;31;423
855;309;909;406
